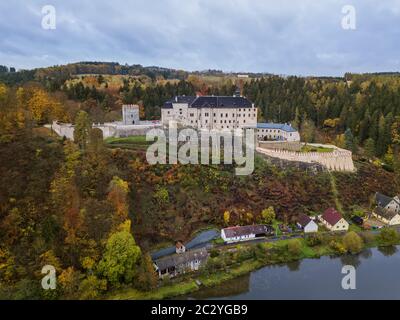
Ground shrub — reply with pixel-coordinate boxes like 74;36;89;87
377;228;399;246
305;233;323;247
329;240;346;255
210;249;220;258
359;232;376;245
343;231;364;254
287;239;302;256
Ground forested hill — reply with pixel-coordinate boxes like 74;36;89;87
1;62;400;299
1;62;400;165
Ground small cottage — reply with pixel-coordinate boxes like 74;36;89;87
221;225;273;244
154;248;208;278
376;192;400;213
319;208;349;231
296;214;318;233
372;206;400;226
175;241;186;254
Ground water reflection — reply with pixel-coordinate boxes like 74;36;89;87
340;254;361;269
286;260;302;272
178;246;400;300
378;245;398;257
182;274;251;300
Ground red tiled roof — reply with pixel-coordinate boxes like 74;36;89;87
322;208;342;226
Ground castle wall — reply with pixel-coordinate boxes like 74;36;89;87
256;144;355;172
48;121;161;140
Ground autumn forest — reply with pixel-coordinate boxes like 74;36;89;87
0;62;400;299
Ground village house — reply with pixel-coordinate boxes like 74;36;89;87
153;248;209;279
375;192;400;213
221;225;274;244
175;241;186;254
296;214;319;233
319;208;349;231
372;193;400;225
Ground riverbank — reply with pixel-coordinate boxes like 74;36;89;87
108;227;400;300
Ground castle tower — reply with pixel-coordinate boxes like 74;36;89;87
122;105;139;125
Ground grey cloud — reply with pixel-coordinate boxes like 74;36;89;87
0;0;399;75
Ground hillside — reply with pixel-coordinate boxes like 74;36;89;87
1;62;400;299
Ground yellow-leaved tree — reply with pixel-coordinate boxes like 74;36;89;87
27;88;65;124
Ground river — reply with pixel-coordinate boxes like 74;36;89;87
182;246;400;300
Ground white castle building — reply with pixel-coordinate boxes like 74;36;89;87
257;123;300;142
161;94;300;142
161;95;258;130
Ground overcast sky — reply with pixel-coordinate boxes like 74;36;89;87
0;0;399;76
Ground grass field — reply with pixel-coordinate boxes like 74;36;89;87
105;136;152;151
301;145;334;153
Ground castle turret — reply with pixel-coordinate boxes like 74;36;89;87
122;104;139;125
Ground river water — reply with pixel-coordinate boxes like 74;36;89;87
183;246;400;300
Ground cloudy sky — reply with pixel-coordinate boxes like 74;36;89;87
0;0;399;76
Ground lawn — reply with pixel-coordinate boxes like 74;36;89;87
301;145;334;153
105;136;149;144
105;136;152;151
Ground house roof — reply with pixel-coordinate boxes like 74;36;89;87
321;208;343;226
154;248;208;271
222;225;272;238
162;95;253;109
375;206;399;220
257;123;298;133
375;192;395;208
297;214;312;227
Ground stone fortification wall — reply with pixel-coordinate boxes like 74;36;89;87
256;143;355;172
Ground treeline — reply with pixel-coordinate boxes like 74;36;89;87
36;62;189;80
243;76;400;167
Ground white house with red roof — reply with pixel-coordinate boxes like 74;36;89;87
319;208;349;231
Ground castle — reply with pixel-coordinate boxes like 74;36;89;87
161;94;300;142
